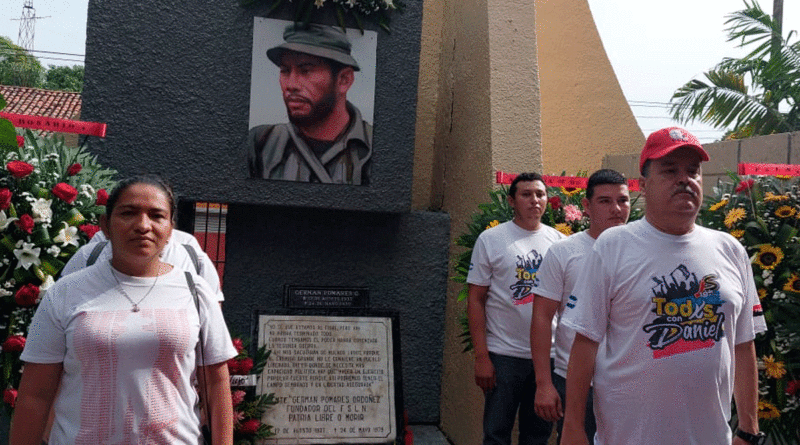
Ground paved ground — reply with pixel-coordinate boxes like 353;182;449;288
409;425;452;445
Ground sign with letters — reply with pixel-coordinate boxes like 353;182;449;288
258;314;397;444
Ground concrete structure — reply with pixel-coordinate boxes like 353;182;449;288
414;1;643;443
604;130;800;196
80;0;644;443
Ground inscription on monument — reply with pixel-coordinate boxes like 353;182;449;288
258;315;395;444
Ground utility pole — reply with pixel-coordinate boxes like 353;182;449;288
12;0;49;51
771;0;783;60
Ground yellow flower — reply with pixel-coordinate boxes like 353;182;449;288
708;199;728;211
559;187;583;197
762;355;788;379
764;191;790;202
555;223;573;236
485;220;500;230
753;245;784;270
775;205;797;218
758;400;781;419
783;274;800;294
729;229;745;239
757;288;767;300
776;175;791;180
724;208;746;228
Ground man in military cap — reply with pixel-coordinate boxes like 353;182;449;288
245;23;372;185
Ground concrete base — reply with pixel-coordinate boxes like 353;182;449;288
409;425;452;445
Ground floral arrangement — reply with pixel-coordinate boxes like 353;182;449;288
699;173;800;444
0;109;117;412
452;178;642;351
240;0;403;33
228;335;278;444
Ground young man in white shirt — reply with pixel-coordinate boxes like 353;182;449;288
467;172;566;445
530;169;631;444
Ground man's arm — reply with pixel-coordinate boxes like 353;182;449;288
531;296;561;421
9;363;63;445
560;333;598;445
732;340;760;445
467;284;494;391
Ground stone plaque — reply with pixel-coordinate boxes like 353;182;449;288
284;286;369;309
258;315;396;443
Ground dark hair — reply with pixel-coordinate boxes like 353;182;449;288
641;160;652;177
586;169;627;200
106;174;177;221
509;172;545;197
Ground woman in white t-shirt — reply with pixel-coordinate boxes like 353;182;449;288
11;175;237;445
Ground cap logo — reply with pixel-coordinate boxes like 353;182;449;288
669;129;688;142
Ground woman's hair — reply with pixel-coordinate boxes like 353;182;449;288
105;174;177;220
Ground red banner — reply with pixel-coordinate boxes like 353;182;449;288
0;112;107;138
738;163;800;177
496;171;640;191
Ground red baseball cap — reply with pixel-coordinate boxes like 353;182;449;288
639;127;709;174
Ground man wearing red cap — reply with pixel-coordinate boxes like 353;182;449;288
559;128;766;445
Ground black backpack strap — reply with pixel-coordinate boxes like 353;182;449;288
182;244;202;275
185;271;212;444
86;241;108;266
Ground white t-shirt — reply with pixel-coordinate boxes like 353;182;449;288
467;220;566;359
61;230;224;301
533;230;594;377
22;260;237;445
561;219;767;445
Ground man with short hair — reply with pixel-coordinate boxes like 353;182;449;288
467;172;565;445
560;128;766;445
245;23;371;184
530;169;631;444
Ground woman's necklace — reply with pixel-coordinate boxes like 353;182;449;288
110;263;160;312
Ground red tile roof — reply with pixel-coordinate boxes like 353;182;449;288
0;85;81;121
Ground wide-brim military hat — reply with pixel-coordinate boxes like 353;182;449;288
267;23;360;71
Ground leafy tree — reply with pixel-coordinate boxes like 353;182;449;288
670;0;800;138
43;64;84;92
0;36;44;88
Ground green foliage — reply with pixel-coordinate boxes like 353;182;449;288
0;36;44;88
670;0;800;138
700;174;800;444
239;0;403;33
43;65;84;93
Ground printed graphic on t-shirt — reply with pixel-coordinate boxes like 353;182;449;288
642;265;726;359
510;249;543;305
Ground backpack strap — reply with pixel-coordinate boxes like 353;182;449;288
182;244;202;275
86;241;108;266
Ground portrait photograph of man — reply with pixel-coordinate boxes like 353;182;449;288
245;18;377;185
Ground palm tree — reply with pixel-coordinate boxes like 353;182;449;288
670;0;800;139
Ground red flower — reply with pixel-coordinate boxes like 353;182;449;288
14;283;40;306
16;214;34;234
79;224;101;239
66;163;82;176
2;335;26;352
232;338;245;353
3;388;17;408
7;161;34;178
227;357;253;375
735;179;755;194
15;135;24;147
787;380;800;397
96;189;109;206
238;418;261;435
52;183;78;204
0;188;11;210
548;196;562;210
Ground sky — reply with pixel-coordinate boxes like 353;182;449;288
1;0;798;143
